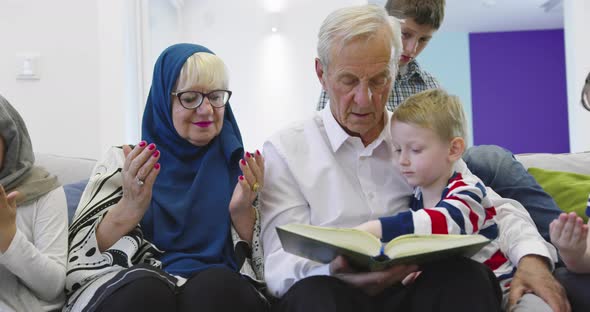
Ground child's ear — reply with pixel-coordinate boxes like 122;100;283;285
448;137;465;162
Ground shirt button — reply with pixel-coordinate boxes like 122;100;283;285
95;165;107;176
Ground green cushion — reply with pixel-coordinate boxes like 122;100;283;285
528;167;590;221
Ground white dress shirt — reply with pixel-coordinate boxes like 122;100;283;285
260;108;556;297
0;187;67;312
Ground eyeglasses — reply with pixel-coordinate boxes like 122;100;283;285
171;90;232;110
584;72;590;112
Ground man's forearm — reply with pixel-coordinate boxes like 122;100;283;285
518;254;552;271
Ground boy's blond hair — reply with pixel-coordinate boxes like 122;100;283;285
392;88;467;142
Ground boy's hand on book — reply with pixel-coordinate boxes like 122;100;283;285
329;255;418;296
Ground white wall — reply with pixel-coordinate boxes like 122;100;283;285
564;0;590;152
419;32;473;146
2;0;587;162
0;0;101;159
0;0;147;160
174;0;365;151
0;0;369;160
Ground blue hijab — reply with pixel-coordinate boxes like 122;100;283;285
140;43;244;277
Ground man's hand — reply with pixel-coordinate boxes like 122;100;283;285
329;255;418;296
508;255;570;312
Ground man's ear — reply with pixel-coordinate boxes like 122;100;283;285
315;58;327;90
448;137;465;162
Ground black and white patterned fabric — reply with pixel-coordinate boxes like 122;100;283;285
63;147;265;312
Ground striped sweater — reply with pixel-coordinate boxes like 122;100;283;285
380;171;515;282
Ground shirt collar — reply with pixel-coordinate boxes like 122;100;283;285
321;106;392;153
399;59;427;82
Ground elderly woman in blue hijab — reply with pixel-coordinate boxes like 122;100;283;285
0;95;67;311
65;44;268;312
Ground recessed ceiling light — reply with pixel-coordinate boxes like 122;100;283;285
482;0;497;7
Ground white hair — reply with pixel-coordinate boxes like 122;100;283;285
317;5;402;76
175;52;229;92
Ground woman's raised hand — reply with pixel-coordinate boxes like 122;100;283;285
120;142;161;217
230;150;265;212
229;150;265;242
96;142;161;252
0;185;19;252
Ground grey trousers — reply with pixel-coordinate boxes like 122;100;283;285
502;293;552;312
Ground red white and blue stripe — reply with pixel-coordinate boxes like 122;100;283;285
380;171;515;282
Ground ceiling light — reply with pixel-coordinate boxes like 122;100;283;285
482;0;496;8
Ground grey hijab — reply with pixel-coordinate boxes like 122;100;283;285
0;94;59;205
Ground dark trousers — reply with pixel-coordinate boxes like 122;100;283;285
273;257;502;312
96;266;268;312
554;267;590;312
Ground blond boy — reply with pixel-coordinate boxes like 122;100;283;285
358;89;554;312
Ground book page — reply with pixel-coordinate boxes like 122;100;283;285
279;223;382;256
384;234;489;259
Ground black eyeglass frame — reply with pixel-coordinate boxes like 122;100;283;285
582;73;590;112
171;90;232;110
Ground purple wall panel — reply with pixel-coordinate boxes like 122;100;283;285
469;29;569;154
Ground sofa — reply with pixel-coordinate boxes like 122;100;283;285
36;151;590;310
36;153;96;185
36;151;590;224
516;151;590;221
516;151;590;176
515;152;590;312
35;153;96;222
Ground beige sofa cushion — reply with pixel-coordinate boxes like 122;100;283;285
34;153;96;185
516;152;590;175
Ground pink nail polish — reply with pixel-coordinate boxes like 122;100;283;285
148;143;156;150
239;175;244;181
240;159;246;165
154;163;160;170
139;141;147;147
256;150;261;156
153;150;160;157
246;152;251;158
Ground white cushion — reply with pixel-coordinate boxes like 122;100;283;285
34;153;96;185
516;152;590;175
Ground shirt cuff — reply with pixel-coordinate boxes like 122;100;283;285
510;240;557;271
307;263;331;277
0;228;25;265
379;211;414;242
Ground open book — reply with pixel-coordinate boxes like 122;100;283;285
277;223;490;271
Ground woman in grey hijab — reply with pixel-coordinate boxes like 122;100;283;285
0;94;68;312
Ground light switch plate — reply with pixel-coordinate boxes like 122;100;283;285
16;53;41;80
